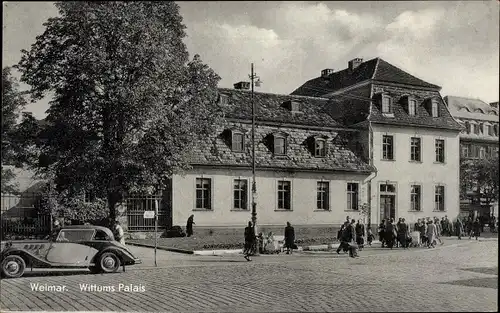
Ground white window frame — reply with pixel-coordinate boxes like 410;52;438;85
346;182;359;211
408;98;417;116
435;139;445;163
434;185;445;212
314;138;327;157
195;177;213;210
382;135;394;160
410;137;421;162
233;179;249;210
231;131;245;152
276;180;292;210
431;100;439;117
316;181;330;211
410;184;422;211
381;95;392;113
273;135;287;155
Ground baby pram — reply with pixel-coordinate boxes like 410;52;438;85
410;231;421;247
348;242;359;258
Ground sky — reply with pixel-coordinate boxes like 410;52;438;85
3;1;499;120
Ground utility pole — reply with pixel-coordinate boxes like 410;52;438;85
249;63;261;254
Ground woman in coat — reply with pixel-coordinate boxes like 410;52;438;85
472;218;481;240
186;215;195;237
244;221;255;261
284;222;295;255
454;218;464;240
426;220;437;248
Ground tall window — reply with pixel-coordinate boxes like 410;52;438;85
277;181;291;210
479;123;484;134
410;137;421;161
410;185;421;211
434;185;445;211
408;99;417;116
381;96;392;113
233;179;248;210
382;135;394;160
461;144;471;158
232;133;244;152
487;125;494;136
316;182;330;210
315;139;327;157
464;121;471;134
347;183;359;211
274;137;286;155
473;124;480;135
435;139;445;163
195;178;212;210
431;100;439;117
494;124;499;137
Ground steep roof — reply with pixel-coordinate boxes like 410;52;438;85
444;96;499;122
189;123;373;173
218;88;342;128
290;58;440;96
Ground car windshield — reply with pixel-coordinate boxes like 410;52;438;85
56;229;95;242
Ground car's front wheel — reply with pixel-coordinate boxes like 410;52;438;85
98;252;120;273
1;255;26;278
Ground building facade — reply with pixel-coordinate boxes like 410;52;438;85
443;96;499;217
168;88;374;234
291;57;462;226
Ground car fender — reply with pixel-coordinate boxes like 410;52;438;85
1;247;52;268
92;247;132;265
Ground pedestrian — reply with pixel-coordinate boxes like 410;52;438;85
244;221;255;261
385;218;396;249
113;220;125;245
472;218;481;240
490;215;497;233
426;220;437;248
420;219;428;247
397;218;408;249
367;227;375;246
284;221;295;255
355;219;365;250
454;217;464;240
336;221;351;254
186;214;195;237
467;217;474;239
378;219;386;248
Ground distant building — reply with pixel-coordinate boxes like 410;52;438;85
443;96;499;217
291;57;462;226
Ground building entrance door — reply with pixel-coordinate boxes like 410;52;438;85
380;195;395;221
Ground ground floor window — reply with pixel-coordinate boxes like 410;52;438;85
435;185;445;211
277;181;291;210
233;179;248;210
347;183;359;211
410;185;421;211
196;178;212;210
316;181;329;210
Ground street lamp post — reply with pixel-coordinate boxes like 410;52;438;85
249;63;261;254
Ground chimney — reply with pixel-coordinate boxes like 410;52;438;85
233;81;250;90
490;102;499;109
321;68;334;79
348;58;363;71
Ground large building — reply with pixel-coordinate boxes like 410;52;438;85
291;57;462;227
443;96;499;217
166;87;375;235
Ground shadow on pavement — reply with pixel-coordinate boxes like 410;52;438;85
460;267;498;276
441;277;498;290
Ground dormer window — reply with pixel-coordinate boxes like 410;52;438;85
315;138;327;157
224;127;247;152
464;121;471;134
381;95;392;114
282;100;301;113
431;100;439;117
232;132;244;152
274;136;287;155
408;99;417;116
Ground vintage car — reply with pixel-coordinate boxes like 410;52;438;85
0;225;141;278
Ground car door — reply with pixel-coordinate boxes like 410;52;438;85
44;229;95;266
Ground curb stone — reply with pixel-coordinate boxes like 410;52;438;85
127;242;194;254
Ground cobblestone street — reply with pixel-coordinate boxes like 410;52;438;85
1;239;497;312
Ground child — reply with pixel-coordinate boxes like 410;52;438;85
367;227;375;246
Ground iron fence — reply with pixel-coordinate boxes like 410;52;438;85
1;192;51;240
125;193;169;232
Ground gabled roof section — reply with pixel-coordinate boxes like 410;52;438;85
218;88;342;128
188;123;374;173
444;96;499;122
290;58;440;96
